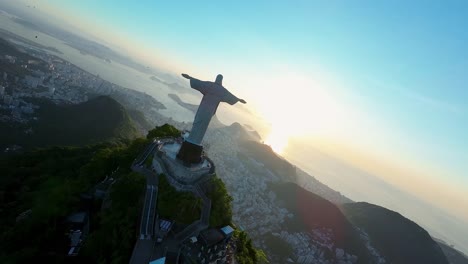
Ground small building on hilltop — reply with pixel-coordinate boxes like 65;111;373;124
156;218;174;242
182;225;234;264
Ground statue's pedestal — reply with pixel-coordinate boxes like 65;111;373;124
177;140;203;164
152;139;214;188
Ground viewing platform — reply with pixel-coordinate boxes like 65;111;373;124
152;138;215;189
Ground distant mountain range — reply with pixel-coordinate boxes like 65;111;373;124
209;122;457;263
342;202;449;264
268;179;452;263
436;240;468;264
269;182;372;262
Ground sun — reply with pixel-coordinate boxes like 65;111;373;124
250;70;347;152
265;129;289;154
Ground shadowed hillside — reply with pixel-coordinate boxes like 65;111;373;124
437;241;468;264
269;182;371;262
342;202;449;264
0;96;138;150
240;140;296;179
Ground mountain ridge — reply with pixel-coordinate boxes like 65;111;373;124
342;202;449;264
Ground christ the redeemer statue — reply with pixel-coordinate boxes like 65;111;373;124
177;73;246;164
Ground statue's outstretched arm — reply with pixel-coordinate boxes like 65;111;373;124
224;96;246;105
182;73;207;94
182;73;198;80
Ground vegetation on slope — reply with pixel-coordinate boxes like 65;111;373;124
0;96;138;151
157;174;202;225
0;137;149;263
146;123;180;139
342;202;449;264
127;108;154;131
205;176;233;227
81;172;145;264
235;229;268;264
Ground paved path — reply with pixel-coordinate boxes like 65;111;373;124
129;142;160;264
195;183;211;226
139;185;157;239
134;141;158;167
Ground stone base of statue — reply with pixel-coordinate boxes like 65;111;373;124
176;140;203;164
151;139;215;190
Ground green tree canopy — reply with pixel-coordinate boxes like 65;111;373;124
146;124;180;139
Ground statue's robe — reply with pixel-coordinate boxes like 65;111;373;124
187;78;240;145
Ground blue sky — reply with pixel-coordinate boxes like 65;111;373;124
47;0;468;180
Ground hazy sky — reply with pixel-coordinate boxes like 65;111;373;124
6;0;467;251
40;0;467;180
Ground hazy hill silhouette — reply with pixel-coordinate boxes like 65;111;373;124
240;140;296;179
342;202;449;264
269;182;371;262
437;241;468;264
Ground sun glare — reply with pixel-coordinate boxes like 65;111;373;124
265;128;289;154
248;70;347;153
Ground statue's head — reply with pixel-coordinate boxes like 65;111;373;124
215;74;223;85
